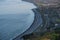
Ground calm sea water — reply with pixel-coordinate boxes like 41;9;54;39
0;0;36;40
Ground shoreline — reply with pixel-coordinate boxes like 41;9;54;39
14;8;43;40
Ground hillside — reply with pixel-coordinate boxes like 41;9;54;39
22;0;60;7
22;0;60;40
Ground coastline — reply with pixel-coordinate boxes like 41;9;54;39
14;8;43;40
